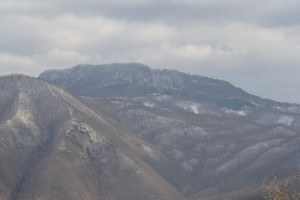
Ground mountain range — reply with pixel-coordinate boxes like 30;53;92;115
0;63;299;199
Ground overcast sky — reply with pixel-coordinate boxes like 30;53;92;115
0;0;300;103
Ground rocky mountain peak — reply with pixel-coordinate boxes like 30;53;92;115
40;63;255;101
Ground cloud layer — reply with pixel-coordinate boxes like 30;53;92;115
0;0;300;103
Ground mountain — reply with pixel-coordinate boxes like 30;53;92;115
40;63;300;199
0;75;183;200
39;63;257;100
40;63;300;128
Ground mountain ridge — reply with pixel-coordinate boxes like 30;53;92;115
40;63;262;101
0;74;183;200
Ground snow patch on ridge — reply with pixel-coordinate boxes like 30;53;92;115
277;115;294;126
181;158;200;172
190;105;199;114
143;102;156;108
141;144;159;161
223;108;247;116
2;91;40;145
176;102;200;114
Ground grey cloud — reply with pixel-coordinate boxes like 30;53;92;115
0;0;300;103
2;0;299;26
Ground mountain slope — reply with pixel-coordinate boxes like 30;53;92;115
39;63;300;199
0;75;183;200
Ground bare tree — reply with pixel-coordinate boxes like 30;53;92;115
263;174;300;200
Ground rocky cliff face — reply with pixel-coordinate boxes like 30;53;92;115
39;63;300;199
40;63;256;99
0;75;183;200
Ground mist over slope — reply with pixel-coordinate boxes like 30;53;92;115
40;63;300;199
